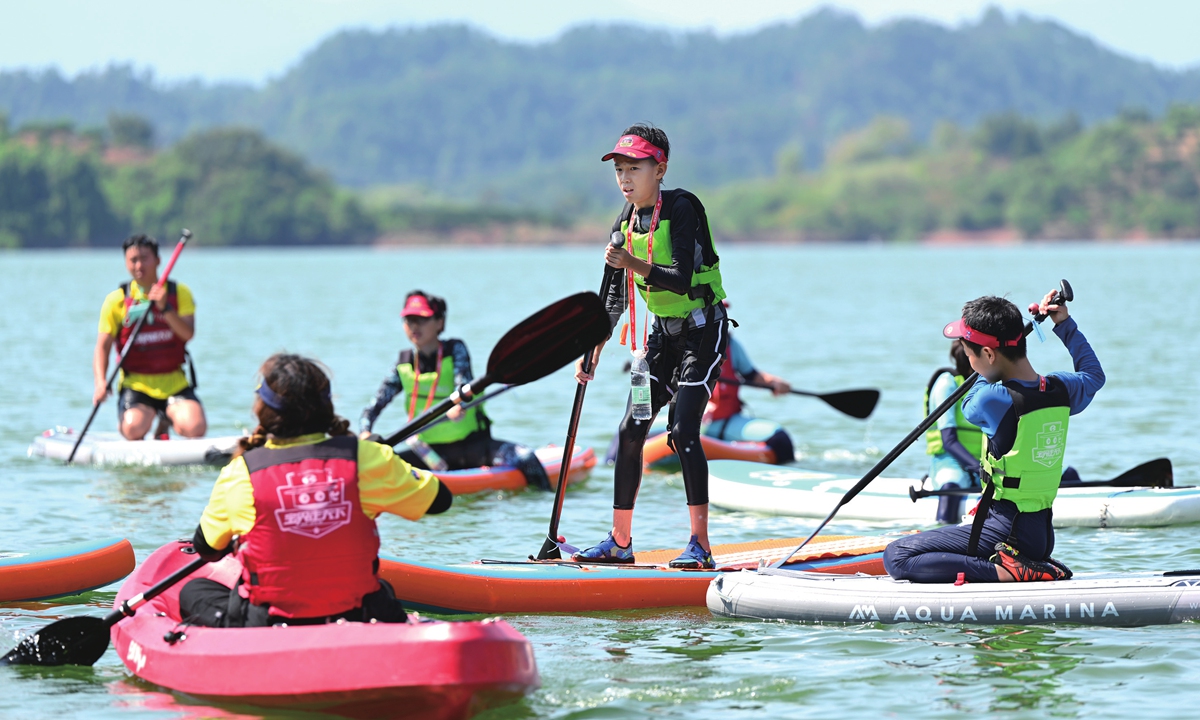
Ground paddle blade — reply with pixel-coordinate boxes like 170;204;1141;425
1107;458;1173;488
486;292;610;386
1;616;109;667
819;389;880;419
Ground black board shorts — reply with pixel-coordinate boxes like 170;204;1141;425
118;387;201;418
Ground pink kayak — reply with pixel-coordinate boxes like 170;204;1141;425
111;541;539;719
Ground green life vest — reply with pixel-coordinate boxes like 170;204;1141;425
396;343;487;445
617;189;726;318
923;368;985;459
981;377;1071;513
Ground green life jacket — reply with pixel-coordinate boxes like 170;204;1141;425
396;343;488;445
923;368;985;459
616;188;726;318
981;376;1071;513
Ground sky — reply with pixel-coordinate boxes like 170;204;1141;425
1;0;1198;85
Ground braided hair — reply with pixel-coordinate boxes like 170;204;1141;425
235;353;352;457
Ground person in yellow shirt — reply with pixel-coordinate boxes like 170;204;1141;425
94;234;206;440
179;353;453;627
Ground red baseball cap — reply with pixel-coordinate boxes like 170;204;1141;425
943;318;1020;348
401;294;435;318
602;135;667;163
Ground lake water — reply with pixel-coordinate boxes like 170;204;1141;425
2;244;1199;719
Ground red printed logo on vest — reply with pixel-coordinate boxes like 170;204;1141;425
273;469;353;538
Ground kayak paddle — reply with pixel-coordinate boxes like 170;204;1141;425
771;279;1073;568
537;233;625;560
382;291;610;447
726;379;880;419
407;384;515;436
2;553;209;667
68;229;192;464
908;457;1175;500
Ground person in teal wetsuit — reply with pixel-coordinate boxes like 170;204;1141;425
924;341;985;524
703;333;795;463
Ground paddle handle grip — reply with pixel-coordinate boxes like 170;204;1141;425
153;229;191;291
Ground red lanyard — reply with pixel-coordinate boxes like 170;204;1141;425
624;192;662;352
407;343;443;419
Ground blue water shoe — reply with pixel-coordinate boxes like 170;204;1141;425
668;535;715;569
572;532;634;564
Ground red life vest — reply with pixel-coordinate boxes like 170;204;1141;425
705;345;742;422
117;281;187;375
239;436;381;618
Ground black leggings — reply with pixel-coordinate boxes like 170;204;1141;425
612;318;728;510
883;500;1055;583
179;577;407;627
399;430;551;490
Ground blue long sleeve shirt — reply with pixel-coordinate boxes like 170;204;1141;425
961;318;1105;454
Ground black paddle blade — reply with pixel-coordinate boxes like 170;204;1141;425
1;616;109;667
1108;458;1173;488
820;389;880;419
486;292;610;386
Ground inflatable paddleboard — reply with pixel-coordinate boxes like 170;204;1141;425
110;542;539;719
0;538;135;602
436;444;596;495
709;460;1200;528
708;567;1200;627
379;535;890;614
29;428;241;467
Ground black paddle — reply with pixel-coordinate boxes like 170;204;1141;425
2;554;209;666
536;234;625;560
68;230;192;464
407;384;515;436
725;379;880;419
382;291;611;447
770;279;1073;568
908;457;1175;500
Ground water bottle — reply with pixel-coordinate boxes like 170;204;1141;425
630;349;652;420
406;437;448;472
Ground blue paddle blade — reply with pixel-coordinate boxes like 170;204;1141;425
1032;319;1047;342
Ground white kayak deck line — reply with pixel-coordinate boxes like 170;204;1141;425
708;460;1200;528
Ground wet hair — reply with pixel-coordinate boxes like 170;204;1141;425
621;123;670;161
949;340;973;378
235;353;352;457
405;290;447;320
122;234;159;257
960;296;1026;361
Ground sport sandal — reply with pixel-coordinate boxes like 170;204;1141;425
668;535;715;570
990;542;1067;582
572;532;634;564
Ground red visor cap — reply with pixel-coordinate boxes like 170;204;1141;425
601;135;667;163
401;294;436;318
943;318;1020;348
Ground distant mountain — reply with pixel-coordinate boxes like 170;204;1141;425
2;7;1199;211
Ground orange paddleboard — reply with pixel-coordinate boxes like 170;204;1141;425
380;535;889;614
435;444;596;495
0;537;136;602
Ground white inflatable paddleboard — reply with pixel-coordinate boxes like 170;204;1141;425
29;428;241;467
709;460;1200;528
708;567;1200;627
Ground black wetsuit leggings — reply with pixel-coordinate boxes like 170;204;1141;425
399;429;551;490
613;318;728;509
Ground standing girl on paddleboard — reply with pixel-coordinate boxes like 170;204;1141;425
180;353;453;626
359;291;550;489
574;123;729;569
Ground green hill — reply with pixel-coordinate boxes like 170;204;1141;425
2;8;1198;212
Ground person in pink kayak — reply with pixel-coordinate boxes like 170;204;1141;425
178;353;452;627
